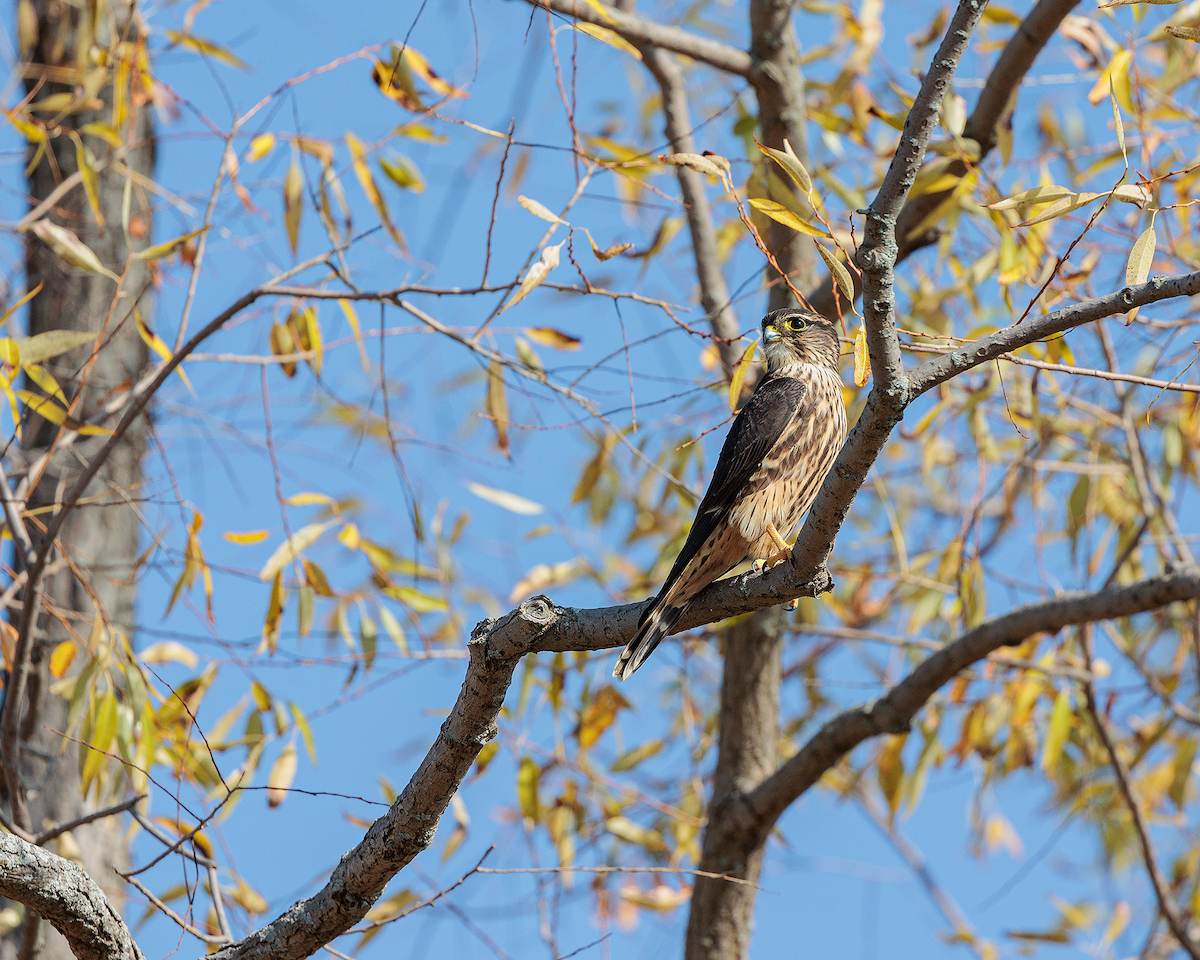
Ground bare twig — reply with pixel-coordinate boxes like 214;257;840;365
1080;629;1200;960
521;0;753;77
34;793;146;847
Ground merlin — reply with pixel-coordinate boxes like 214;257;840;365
613;308;848;681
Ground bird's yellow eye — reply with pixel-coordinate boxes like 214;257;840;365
786;317;807;331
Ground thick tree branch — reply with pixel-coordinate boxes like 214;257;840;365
519;0;753;77
0;833;143;960
749;0;816;308
723;567;1200;848
683;609;784;960
858;0;986;398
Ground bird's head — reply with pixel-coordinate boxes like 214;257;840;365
761;309;840;374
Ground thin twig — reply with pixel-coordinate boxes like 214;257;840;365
124;874;229;945
1080;627;1200;960
34;793;146;847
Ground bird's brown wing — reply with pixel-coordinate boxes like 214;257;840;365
651;374;808;608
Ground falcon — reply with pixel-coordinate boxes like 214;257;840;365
613;308;847;681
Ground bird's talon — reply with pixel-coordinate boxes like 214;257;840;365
752;558;766;574
786;598;799;611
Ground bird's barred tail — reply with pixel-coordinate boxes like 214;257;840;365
613;599;686;681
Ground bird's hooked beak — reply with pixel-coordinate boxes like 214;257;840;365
763;322;781;344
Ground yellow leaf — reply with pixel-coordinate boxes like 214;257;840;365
74;137;104;227
815;243;855;307
746;198;830;237
49;641;76;679
165;31;250;70
577;686;630;748
258;522;333;581
657;152;728;179
82;691;118;795
302;559;334;599
377;154;424;193
1125;221;1157;287
29;220;117;279
1168;738;1197;808
486;359;510;456
283;161;303;256
5;108;45;143
571;22;643;59
854;323;871;386
465;481;543;515
755;137;812;196
524;326;580;350
294;307;323;376
1088;50;1133;112
401;46;466;99
337;299;370;372
270;321;298;377
1165;24;1200;40
986;184;1075;210
517;756;540;823
141;641;199;669
1110;77;1126;163
136;311;195;395
877;734;906;816
22;363;65;405
499;242;563;314
729;339;757;411
590;238;634;261
1041;687;1072;774
1016;192;1105;227
266;743;297;808
133;226;210;261
373;54;423;111
382;584;447;613
338;523;361;550
509;560;582;603
345;132;406;249
611;740;664;772
80;122;122;147
224;529;269;543
17;388;68;425
12;327;93;364
518;195;566;224
247;133;275;161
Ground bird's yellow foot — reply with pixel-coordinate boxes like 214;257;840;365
786;598;799;611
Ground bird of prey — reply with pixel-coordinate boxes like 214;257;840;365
613;308;847;681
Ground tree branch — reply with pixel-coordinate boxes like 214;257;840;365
908;270;1200;396
725;566;1200;849
1080;630;1200;960
806;0;1081;317
749;0;816;309
0;833;143;960
858;0;987;398
519;0;753;77
639;46;743;367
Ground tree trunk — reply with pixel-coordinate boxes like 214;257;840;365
4;2;155;957
684;607;785;960
750;0;816;311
